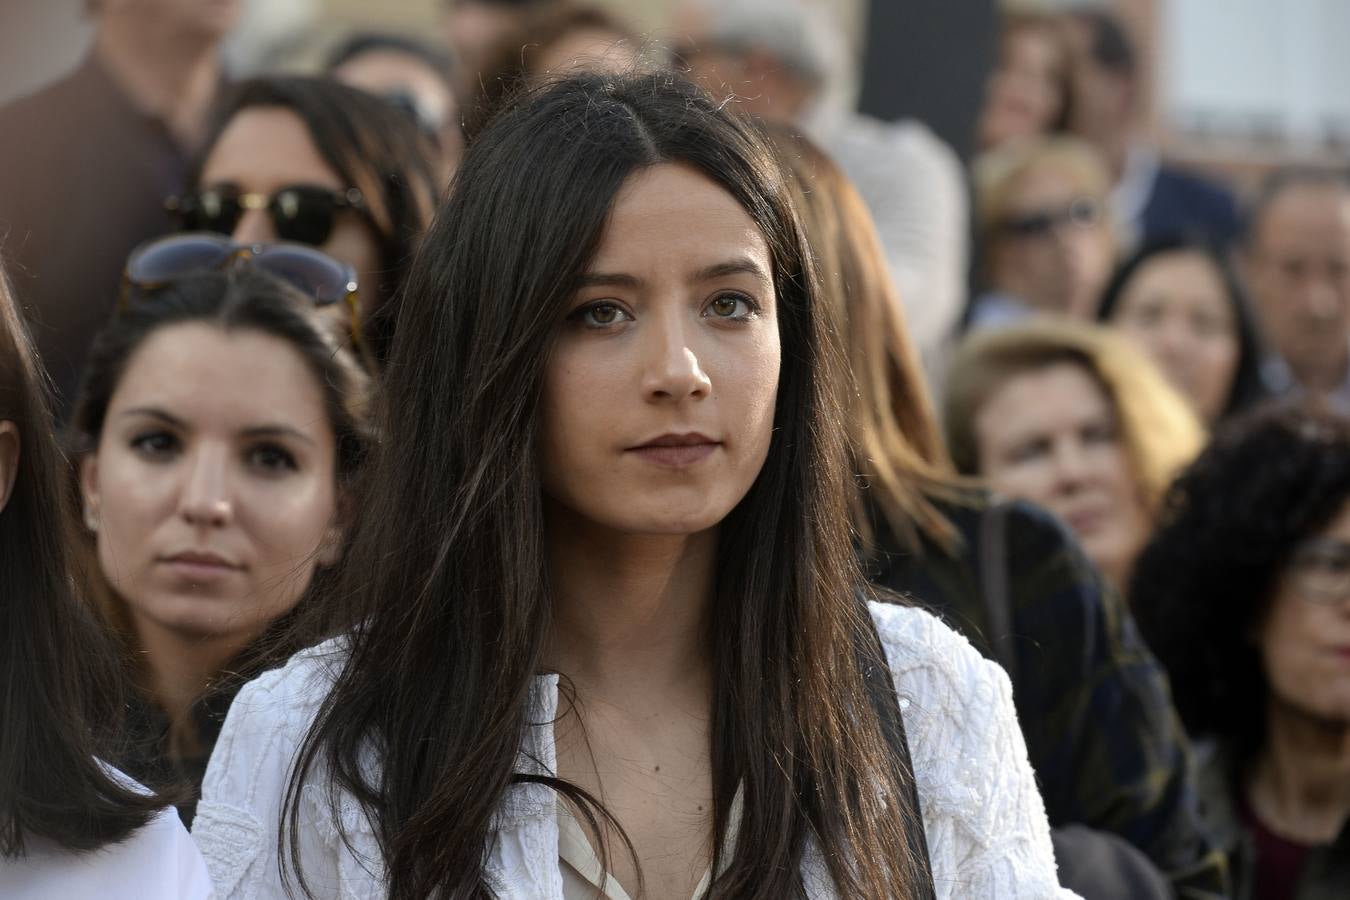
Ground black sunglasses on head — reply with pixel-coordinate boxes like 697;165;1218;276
120;232;368;362
166;183;372;247
998;197;1103;239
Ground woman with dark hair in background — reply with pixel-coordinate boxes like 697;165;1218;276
1133;405;1350;899
768;124;1227;899
1098;235;1267;425
193;73;1069;899
70;250;372;824
172;76;440;365
0;261;211;897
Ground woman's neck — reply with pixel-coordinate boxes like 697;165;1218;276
543;502;717;703
129;611;249;730
1247;695;1350;844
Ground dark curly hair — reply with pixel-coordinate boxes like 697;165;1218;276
1131;403;1350;760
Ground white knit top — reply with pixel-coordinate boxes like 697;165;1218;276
192;602;1078;899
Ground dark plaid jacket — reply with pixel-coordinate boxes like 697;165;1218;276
1196;741;1350;900
866;488;1230;898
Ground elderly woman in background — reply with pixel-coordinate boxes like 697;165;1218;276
944;321;1204;590
969;136;1117;328
1098;235;1268;425
1133;405;1350;899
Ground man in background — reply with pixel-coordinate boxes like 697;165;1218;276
672;0;969;370
1245;168;1350;411
1062;7;1240;251
0;0;237;415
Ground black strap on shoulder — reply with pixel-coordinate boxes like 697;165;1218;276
858;602;937;899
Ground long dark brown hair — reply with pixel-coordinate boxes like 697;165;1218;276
286;72;929;898
0;259;164;855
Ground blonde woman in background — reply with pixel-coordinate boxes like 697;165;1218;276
968;136;1117;329
944;321;1204;590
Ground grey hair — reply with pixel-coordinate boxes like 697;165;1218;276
692;0;852;95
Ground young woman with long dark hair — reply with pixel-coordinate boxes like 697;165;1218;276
70;252;373;824
0;260;211;897
192;72;1069;899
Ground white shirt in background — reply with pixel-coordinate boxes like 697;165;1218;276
0;804;214;899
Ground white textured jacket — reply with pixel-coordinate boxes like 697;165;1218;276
192;602;1079;899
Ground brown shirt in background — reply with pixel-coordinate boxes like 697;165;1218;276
0;54;196;418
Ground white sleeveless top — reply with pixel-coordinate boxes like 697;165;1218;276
192;602;1079;898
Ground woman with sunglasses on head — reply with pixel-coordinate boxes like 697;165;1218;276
69;255;373;826
173;76;440;365
0;260;211;898
1133;404;1350;899
191;72;1070;899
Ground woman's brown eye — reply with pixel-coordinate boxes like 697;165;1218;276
711;295;742;317
589;304;618;324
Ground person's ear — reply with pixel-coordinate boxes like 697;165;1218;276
317;522;345;567
316;493;351;567
79;453;102;533
0;422;19;515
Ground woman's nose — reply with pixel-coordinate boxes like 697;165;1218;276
640;314;712;402
231;207;276;245
178;447;234;528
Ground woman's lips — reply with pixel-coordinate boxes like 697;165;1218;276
159;552;241;582
627;443;719;466
626;433;721;467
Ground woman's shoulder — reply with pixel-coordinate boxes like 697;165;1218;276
0;805;212;900
867;598;998;697
867;600;1077;897
225;635;349;729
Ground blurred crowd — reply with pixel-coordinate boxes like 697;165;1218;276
2;1;1349;898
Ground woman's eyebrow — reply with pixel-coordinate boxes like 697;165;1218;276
240;425;316;446
575;271;642;289
117;406;184;427
692;258;770;284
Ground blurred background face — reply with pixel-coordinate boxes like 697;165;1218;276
989;163;1114;318
332;50;462;167
972;361;1149;582
1248;184;1350;380
539;163;780;537
81;323;339;650
978;22;1067;149
1061;14;1133;146
1261;500;1350;726
1111;250;1239;423
533;26;640;77
196;106;383;318
443;0;528;73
